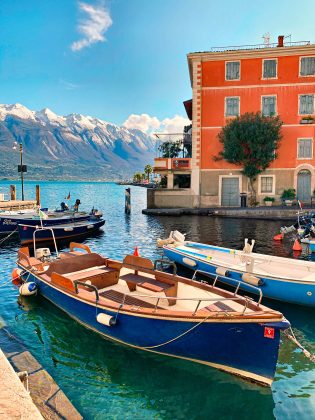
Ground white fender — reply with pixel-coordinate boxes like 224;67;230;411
97;313;116;327
19;282;38;296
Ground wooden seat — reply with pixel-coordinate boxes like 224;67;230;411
100;289;162;309
120;255;178;306
203;301;236;312
119;273;171;293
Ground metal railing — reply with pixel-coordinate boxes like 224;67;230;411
210;40;311;53
154;133;192;159
101;293;261;317
74;280;99;302
192;269;263;306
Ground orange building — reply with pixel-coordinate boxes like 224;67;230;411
151;37;315;208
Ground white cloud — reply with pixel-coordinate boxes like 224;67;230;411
123;113;190;135
123;114;161;133
71;2;112;52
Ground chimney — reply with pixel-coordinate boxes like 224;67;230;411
277;35;284;47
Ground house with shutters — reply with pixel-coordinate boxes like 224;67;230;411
149;36;315;208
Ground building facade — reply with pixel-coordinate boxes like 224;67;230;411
150;37;315;208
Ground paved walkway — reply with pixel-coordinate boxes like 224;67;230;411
0;328;82;419
143;205;313;219
0;348;43;419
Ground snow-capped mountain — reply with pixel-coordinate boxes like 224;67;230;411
0;103;155;180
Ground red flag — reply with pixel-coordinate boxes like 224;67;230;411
65;192;71;200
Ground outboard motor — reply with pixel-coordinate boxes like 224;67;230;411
73;199;81;212
60;202;69;211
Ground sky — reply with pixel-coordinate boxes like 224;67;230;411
0;0;314;134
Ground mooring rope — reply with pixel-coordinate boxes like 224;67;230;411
140;314;213;350
284;327;315;363
0;227;18;246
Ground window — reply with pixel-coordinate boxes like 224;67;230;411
300;57;315;76
260;176;274;193
298;138;313;159
263;59;277;78
226;61;240;80
262;96;276;116
225;97;240;117
173;174;191;189
299;95;314;114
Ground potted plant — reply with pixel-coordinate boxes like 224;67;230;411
281;188;296;206
263;196;275;207
300;115;314;124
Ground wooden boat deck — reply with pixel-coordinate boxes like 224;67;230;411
17;245;282;319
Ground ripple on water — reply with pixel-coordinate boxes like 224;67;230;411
0;181;314;419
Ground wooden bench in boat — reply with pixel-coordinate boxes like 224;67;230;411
99;289;163;310
120;255;178;305
40;253;119;291
202;301;237;313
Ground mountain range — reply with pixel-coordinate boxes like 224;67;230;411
0;104;156;180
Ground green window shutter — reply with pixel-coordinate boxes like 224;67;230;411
301;57;315;76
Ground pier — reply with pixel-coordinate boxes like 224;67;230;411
0;327;82;419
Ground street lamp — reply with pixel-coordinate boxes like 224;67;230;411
13;142;27;201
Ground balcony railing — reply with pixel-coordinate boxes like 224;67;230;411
154;132;192;159
153;157;191;172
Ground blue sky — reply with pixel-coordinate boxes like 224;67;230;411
0;0;314;132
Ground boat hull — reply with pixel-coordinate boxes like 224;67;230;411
163;246;315;307
0;214;90;234
18;219;105;244
19;270;288;386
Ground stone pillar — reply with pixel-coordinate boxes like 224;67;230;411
167;172;174;189
10;185;16;200
191;59;202;207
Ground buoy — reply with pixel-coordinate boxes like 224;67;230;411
12;268;23;286
273;233;284;241
133;246;140;257
292;239;302;252
19;282;38;296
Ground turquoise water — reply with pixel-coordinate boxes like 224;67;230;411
0;180;314;419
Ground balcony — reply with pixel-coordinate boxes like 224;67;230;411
154;157;191;172
153;131;192;173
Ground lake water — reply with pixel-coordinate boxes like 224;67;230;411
0;180;314;419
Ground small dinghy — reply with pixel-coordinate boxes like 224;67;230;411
18;218;105;244
13;239;289;386
160;231;315;308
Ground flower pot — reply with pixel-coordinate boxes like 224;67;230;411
285;200;293;206
264;201;273;206
300;119;314;124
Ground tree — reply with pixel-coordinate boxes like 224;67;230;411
158;140;182;158
144;164;153;180
133;172;142;182
216;112;282;204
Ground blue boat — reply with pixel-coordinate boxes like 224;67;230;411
161;231;315;308
0;210;101;234
18;218;105;244
14;242;289;386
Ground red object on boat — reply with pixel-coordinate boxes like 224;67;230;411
273;233;284;241
11;268;22;286
133;246;140;257
292;239;302;252
264;327;275;339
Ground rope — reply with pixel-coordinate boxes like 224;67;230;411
284;327;315;363
140;314;213;350
0;227;18;245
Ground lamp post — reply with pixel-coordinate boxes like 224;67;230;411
13;142;26;201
